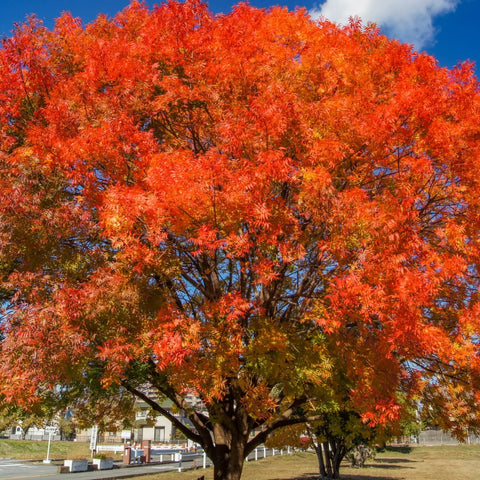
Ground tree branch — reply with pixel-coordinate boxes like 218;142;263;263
246;412;322;454
121;381;203;444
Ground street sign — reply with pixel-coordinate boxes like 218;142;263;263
44;426;57;463
121;430;132;440
90;425;98;452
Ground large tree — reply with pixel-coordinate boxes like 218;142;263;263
2;2;480;479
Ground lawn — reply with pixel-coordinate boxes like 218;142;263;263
0;439;92;460
121;445;480;480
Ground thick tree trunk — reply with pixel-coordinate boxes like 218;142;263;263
212;446;244;480
211;424;247;480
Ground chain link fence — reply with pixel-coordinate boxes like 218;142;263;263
416;430;480;446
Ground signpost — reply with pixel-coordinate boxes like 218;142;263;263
43;426;57;464
90;425;98;456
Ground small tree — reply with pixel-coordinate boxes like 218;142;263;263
307;412;375;479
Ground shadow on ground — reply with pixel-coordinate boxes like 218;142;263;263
270;452;417;480
382;446;412;455
271;476;402;480
374;458;416;464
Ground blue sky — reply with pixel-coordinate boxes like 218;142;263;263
0;0;478;71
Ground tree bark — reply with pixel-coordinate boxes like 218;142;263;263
323;441;334;478
312;439;345;479
314;443;327;478
211;425;246;480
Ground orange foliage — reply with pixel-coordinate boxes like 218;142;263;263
1;1;480;478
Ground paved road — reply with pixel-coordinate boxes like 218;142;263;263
0;459;57;480
0;459;201;480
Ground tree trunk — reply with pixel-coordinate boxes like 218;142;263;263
313;439;344;479
211;425;247;480
314;442;327;478
332;448;342;479
323;442;333;478
331;439;345;479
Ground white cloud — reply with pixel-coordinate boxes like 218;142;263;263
310;0;460;50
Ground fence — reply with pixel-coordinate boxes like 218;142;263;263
416;430;480;446
245;446;293;462
176;446;293;472
8;433;62;442
96;445;126;454
96;444;293;472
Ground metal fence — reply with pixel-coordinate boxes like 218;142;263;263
416;430;480;446
175;446;294;472
96;444;294;472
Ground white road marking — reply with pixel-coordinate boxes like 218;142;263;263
0;464;33;468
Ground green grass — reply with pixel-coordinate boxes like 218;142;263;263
0;439;93;460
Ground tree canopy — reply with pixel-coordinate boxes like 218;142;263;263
1;1;480;479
